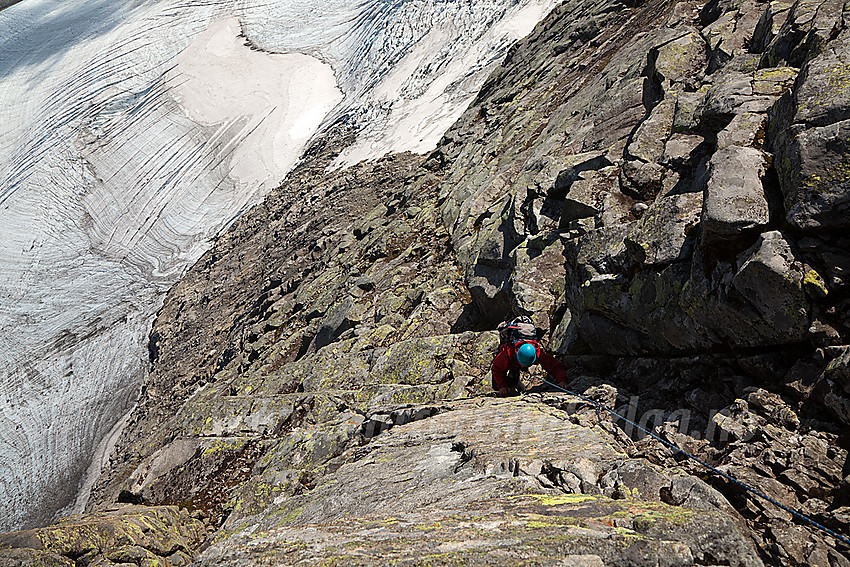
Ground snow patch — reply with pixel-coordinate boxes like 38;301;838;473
169;18;342;191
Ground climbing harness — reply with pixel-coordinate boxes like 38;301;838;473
538;378;850;549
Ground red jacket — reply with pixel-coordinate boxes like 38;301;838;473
491;340;568;390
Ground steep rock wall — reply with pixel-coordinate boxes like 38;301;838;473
437;0;850;427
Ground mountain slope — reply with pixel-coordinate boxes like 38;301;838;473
0;0;557;531
1;0;849;564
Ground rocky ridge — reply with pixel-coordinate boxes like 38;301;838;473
2;0;850;564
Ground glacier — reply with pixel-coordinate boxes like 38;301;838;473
0;0;557;531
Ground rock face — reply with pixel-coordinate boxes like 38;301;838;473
198;399;763;567
0;506;206;567
85;136;492;526
3;0;850;564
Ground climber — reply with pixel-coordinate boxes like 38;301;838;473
491;315;569;397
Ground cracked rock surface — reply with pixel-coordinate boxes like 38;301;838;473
198;399;763;567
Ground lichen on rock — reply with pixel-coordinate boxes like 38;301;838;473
7;0;850;564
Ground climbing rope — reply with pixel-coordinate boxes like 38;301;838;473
537;378;850;549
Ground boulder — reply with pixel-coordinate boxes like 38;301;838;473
551;152;614;197
701;145;771;243
710;399;764;441
673;86;710;133
226;412;367;521
751;0;793;54
624;190;702;266
700;71;776;130
464;201;521;325
752;67;798;97
731;231;809;340
288;339;372;392
507;232;566;329
620;159;667;199
567;224;633;281
598;188;638;227
291;331;495;393
626;98;677;164
662;133;706;168
764;30;850;230
798;235;850;289
175;393;295;436
823;346;850;393
0;548;74;567
773;118;850;229
560;168;618;226
794;33;850;127
759;0;845;67
819;347;850;425
702;0;765;72
646;30;708;94
573;262;716;355
717;111;767;148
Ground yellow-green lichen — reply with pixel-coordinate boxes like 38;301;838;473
201;438;246;457
526;520;557;528
802;269;828;297
529;494;597;506
273;505;304;525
